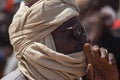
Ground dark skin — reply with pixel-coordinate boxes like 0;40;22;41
84;43;119;80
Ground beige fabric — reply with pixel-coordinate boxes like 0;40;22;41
9;0;87;80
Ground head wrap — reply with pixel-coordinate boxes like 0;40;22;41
9;0;86;80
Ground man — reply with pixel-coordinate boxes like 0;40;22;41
1;0;119;80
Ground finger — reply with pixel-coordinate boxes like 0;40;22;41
85;64;95;80
92;45;101;57
100;48;108;58
87;64;95;79
109;53;116;65
84;43;93;62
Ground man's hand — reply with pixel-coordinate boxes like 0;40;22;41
83;43;119;80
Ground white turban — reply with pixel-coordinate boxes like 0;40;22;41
9;0;86;80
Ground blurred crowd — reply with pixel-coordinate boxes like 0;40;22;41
0;0;119;78
0;0;22;78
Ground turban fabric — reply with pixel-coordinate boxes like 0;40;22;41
9;0;87;80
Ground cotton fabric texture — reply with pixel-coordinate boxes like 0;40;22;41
9;0;87;80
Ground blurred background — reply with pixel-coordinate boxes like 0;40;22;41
0;0;119;78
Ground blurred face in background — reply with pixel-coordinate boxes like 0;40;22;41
83;14;103;44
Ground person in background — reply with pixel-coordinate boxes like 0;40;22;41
76;0;119;79
83;5;120;74
0;9;13;78
0;0;22;77
3;0;22;76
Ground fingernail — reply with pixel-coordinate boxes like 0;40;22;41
92;45;99;49
109;61;113;65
